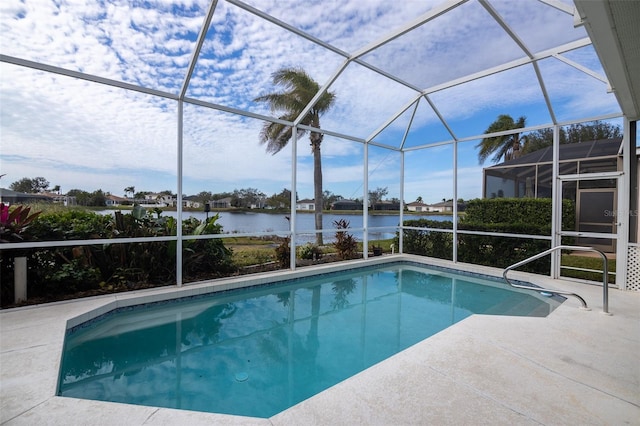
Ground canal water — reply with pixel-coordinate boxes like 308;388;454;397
99;210;453;242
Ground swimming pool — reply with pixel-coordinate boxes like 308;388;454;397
57;261;562;418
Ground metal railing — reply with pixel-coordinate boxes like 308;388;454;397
503;245;609;314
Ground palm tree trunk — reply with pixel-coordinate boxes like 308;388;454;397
512;131;521;159
312;138;324;246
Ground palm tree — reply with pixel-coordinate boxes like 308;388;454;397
255;67;336;245
124;186;135;198
476;114;527;164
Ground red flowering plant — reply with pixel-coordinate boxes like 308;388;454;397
0;203;42;243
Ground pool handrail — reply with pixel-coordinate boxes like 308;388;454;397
503;245;609;314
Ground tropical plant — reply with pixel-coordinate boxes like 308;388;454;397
0;203;42;243
274;237;291;268
1;209;237;307
333;219;358;260
254;67;337;245
477;114;527;164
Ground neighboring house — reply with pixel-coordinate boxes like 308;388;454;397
183;196;201;209
211;197;232;208
371;200;400;211
482;137;631;252
296;199;315;210
483;138;623;199
142;193;173;207
331;200;363;210
248;198;266;209
105;195;128;207
0;188;51;204
406;201;429;212
427;201;454;213
39;191;77;206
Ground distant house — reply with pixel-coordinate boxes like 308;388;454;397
248;198;266;209
211;197;232;208
105;194;128;207
183;196;201;209
296;199;315;210
427;201;454;213
331;200;363;210
39;191;76;206
371;200;400;211
141;193;173;207
406;201;429;212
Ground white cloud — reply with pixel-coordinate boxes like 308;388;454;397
0;0;622;200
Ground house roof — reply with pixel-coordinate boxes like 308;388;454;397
575;0;640;121
0;188;51;201
430;200;454;207
485;138;623;169
297;199;314;204
106;194;128;202
332;199;359;204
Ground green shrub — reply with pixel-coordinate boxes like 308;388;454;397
298;243;322;260
462;198;575;232
1;208;236;306
399;219;453;260
28;209;113;240
400;198;575;273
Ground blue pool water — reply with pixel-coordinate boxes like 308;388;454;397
58;263;561;418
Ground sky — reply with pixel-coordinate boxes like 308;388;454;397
0;0;624;205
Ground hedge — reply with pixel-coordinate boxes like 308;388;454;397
462;198;575;232
400;198;575;273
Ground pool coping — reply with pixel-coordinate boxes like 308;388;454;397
2;254;639;425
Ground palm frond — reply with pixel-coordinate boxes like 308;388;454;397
254;67;336;153
476;114;527;164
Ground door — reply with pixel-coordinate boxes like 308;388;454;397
576;188;616;252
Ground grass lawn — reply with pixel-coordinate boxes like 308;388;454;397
225;239;616;285
224;236;397;268
223;236;278;268
561;254;616;284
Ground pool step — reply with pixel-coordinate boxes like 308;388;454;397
484;296;552;317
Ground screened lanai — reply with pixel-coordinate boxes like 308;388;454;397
1;0;638;295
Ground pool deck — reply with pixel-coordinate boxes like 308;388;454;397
1;255;639;425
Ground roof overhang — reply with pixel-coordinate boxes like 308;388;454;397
574;0;640;121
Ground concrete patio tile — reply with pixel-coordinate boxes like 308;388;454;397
2;397;159;426
145;407;270;425
418;317;640;425
272;347;540;426
1;258;638;425
458;313;640;406
0;343;62;424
